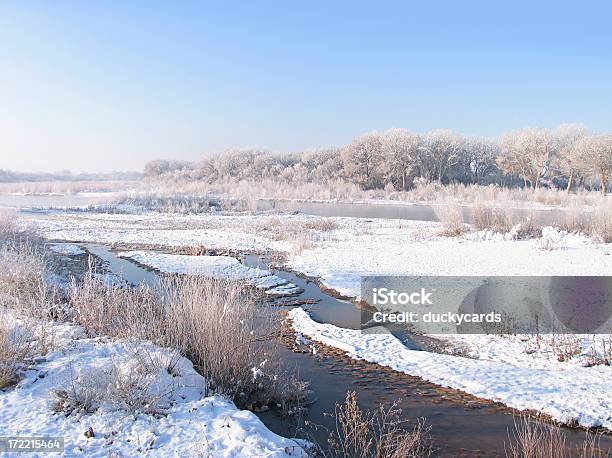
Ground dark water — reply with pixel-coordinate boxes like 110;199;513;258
83;244;158;287
257;199;570;226
71;243;611;457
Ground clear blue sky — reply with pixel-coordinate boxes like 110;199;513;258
1;1;610;172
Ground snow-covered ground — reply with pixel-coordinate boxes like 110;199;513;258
30;211;294;253
289;308;612;430
288;225;608;298
31;212;612;298
0;310;307;457
118;251;301;296
49;243;86;256
430;333;612;370
26;209;612;428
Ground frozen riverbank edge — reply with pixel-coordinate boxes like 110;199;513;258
0;310;309;457
288;308;612;431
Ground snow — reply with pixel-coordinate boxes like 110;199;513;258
33;212;612;302
117;251;301;295
24;209;612;429
288;224;611;299
288;307;612;430
0;311;308;457
49;243;86;256
31;211;293;253
431;333;612;370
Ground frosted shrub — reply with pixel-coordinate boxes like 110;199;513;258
591;200;612;243
52;347;181;417
324;391;433;458
162;276;284;405
434;201;466;236
0;220;54;317
69;273;306;409
0;322;30;389
68;271;164;341
506;416;610;458
472;200;514;233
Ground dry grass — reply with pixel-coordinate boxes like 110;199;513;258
434;201;466;236
0;322;30;389
0;209;19;235
303;218;339;231
559;204;591;234
135;179;608;209
560;200;612;242
69;273;306;409
591;200;612;243
0;212;56;317
161;276;281;403
258;216;338;253
324;391;433;458
551;335;582;362
52;346;180;417
472;200;515;232
0;245;52;314
68;270;164;341
114;193;221;214
505;416;610;457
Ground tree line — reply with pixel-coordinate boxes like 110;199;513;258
144;124;612;194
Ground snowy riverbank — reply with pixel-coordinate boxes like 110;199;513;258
0;310;308;457
288;308;612;430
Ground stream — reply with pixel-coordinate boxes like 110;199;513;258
73;242;611;457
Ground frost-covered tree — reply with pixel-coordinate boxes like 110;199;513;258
193;157;219;182
214;150;250;179
143;160;195;177
555;124;588;192
381;128;421;190
575;134;612;194
418;130;464;183
457;138;500;184
299;148;344;181
498;128;558;189
342;132;384;188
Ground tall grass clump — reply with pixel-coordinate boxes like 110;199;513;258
559;203;591;234
324;391;433;458
161;276;281;403
0;322;30;389
472;200;515;233
560;199;612;242
591;200;612;243
68;273;305;409
114;192;220;214
0;211;54;316
505;416;610;458
68;270;164;341
434;201;466;236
